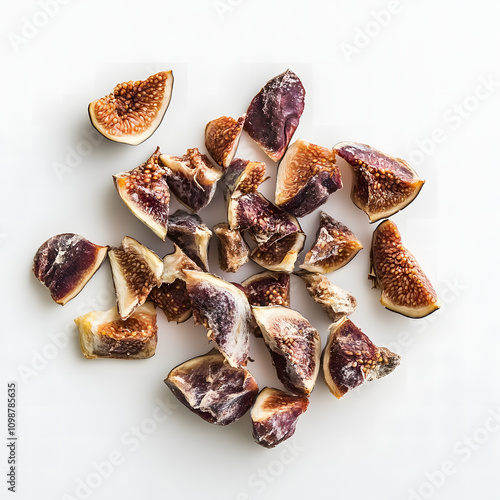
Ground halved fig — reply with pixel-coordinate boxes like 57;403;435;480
205;115;246;169
113;147;170;240
370;219;440;318
75;302;157;359
334;141;424;222
275;139;342;217
213;223;250;273
33;233;108;305
244;69;305;162
184;270;252;367
222;158;267;200
251;387;309;448
323;318;400;398
89;70;174;146
108;236;163;320
300;212;362;273
242;271;290;307
252;306;321;395
165;349;259;426
167;210;212;272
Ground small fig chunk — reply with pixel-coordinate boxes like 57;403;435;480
242;271;290;307
300;212;362;273
205;115;246;169
334;141;424;222
75;302;157;359
370;219;440;318
323;318;400;398
251;387;309;448
275;139;342;217
244;69;305;162
165;350;259;425
33;233;108;305
213;223;250;273
222;158;267;200
89;70;174;146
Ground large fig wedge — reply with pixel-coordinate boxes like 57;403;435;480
244;69;305;162
33;233;108;305
242;271;290;307
370;219;440;318
334;141;424;222
323;318;400;398
222;158;267;200
213;223;250;273
165;350;259;426
205;115;245;169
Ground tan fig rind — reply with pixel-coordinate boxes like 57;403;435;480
213;223;250;273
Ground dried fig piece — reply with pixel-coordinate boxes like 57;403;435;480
251;387;309;448
323;318;400;398
252;306;321;395
242;271;290;307
205;115;246;169
113;147;170;240
165;349;259;426
108;236;163;320
213;223;250;273
300;212;362;273
370;219;440;318
275;139;342;217
244;69;305;162
89;70;174;145
222;158;267;200
334;141;424;222
160;148;222;213
33;233;108;305
75;302;157;359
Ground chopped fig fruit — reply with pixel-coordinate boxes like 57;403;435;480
205;115;246;169
113;147;170;240
160;148;222;213
275;139;342;217
323;318;400;398
75;302;157;359
33;233;108;305
300;212;362;274
242;271;290;307
297;272;357;322
252;306;321;395
108;236;163;320
184;270;252;367
89;70;174;146
222;158;267;200
244;69;305;162
251;387;309;448
213;223;250;273
370;219;440;318
165;349;259;426
167;210;212;272
334;141;424;222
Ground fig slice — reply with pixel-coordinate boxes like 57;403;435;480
33;233;108;305
300;211;362;274
275;139;342;217
244;69;305;162
370;219;440;318
323;318;401;398
184;270;252;368
213;223;250;273
334;141;424;222
89;70;174;146
113;147;170;240
252;306;321;396
205;115;246;169
167;210;212;272
75;302;157;360
222;158;267;200
242;271;290;307
160;148;222;213
108;236;163;320
165;349;259;426
251;387;309;448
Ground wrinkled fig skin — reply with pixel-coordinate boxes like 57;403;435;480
244;69;305;162
205;115;246;169
323;318;401;399
33;234;108;305
165;350;259;425
213;223;250;273
334;142;424;223
370;220;440;318
251;387;309;448
222;158;267;200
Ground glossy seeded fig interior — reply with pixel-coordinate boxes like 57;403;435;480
242;271;290;307
205;115;246;169
222;158;267;200
213;223;250;273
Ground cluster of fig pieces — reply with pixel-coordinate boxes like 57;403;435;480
33;68;441;449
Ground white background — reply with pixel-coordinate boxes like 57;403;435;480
1;1;500;499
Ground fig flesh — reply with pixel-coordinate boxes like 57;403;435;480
222;158;267;200
334;141;424;222
242;271;290;307
213;223;250;273
370;219;440;318
205;115;246;169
